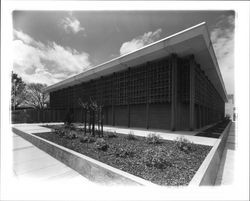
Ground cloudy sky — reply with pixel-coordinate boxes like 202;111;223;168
12;10;234;94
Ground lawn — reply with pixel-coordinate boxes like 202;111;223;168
35;125;212;186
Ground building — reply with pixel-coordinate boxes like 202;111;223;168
225;94;235;121
44;22;228;131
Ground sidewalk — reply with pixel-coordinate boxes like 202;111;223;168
13;123;217;146
13;132;93;183
104;125;217;146
215;122;235;185
13;122;229;185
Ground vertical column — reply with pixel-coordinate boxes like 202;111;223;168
222;102;225;119
171;54;178;131
201;106;204;127
37;109;40;122
204;106;206;126
53;109;56;122
208;107;210;124
202;106;205;126
199;104;202;128
112;73;115;126
146;63;150;129
204;107;207;125
128;104;130;127
127;68;131;128
146;103;149;129
189;55;195;130
207;107;209;125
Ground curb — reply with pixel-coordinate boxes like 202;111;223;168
189;121;232;186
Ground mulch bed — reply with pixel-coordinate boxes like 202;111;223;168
34;126;212;186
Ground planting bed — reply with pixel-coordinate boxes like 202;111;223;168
35;126;211;186
195;119;230;138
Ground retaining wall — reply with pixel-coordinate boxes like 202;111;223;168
189;121;232;185
12;127;156;186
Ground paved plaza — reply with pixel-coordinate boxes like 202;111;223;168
13;132;93;183
12;122;235;185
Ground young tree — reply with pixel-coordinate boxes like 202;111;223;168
11;72;27;110
78;97;104;137
78;98;89;135
25;83;49;109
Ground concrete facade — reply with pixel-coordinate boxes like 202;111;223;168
44;22;227;131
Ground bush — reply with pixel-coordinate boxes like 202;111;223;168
126;131;136;140
106;131;118;138
94;138;109;151
79;135;96;143
64;123;77;130
146;133;162;144
65;130;78;139
141;147;172;169
112;145;134;158
174;137;194;154
54;127;67;137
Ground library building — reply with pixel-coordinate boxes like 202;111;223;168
44;22;227;131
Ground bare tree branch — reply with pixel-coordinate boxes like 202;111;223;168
25;83;49;109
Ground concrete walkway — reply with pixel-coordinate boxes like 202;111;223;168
215;122;235;185
13;132;93;183
13;123;217;146
104;125;217;146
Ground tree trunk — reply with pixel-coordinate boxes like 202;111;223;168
101;109;103;137
88;110;91;134
97;108;100;137
84;109;87;135
92;110;95;136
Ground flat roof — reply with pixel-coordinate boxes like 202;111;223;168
44;22;228;102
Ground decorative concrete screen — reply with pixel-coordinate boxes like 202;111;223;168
45;22;227;131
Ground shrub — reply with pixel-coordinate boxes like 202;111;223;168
146;133;162;144
94;138;109;151
112;145;134;158
65;130;78;139
106;131;118;138
126;131;136;140
64;123;77;131
77;127;86;134
174;137;194;154
54;127;67;137
79;135;96;143
141;147;172;169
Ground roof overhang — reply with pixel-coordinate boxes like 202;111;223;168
44;22;228;102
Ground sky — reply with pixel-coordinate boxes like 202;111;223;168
12;10;235;94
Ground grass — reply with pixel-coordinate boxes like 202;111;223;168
36;125;212;186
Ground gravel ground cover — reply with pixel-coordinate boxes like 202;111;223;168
35;126;211;186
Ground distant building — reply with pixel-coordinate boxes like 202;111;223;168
44;22;228;131
225;94;235;121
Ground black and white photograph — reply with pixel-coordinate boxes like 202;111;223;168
1;1;249;201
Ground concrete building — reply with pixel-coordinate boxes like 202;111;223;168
44;22;227;131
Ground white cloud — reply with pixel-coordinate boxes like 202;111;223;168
120;28;162;55
14;29;33;44
210;15;234;94
13;30;91;85
61;14;85;35
14;29;45;49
